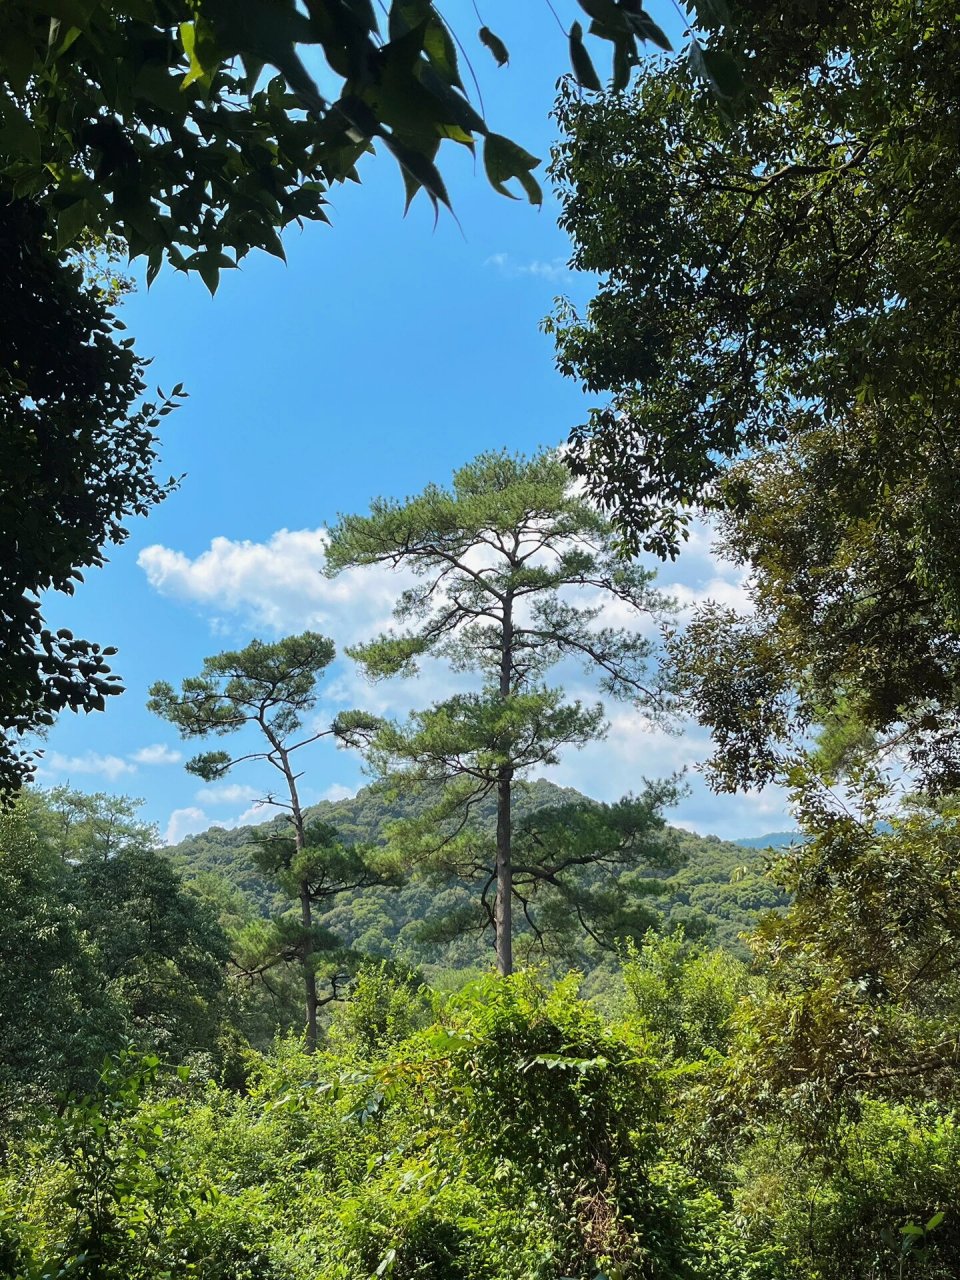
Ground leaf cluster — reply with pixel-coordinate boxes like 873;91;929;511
551;0;960;563
0;200;180;793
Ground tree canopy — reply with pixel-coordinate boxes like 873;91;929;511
546;0;960;798
150;633;386;1049
0;204;181;795
0;0;713;289
326;449;677;973
550;0;960;560
0;787;228;1119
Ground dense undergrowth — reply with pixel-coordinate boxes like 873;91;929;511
1;953;956;1280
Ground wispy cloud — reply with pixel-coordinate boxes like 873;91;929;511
42;742;183;783
164;799;270;845
321;782;356;803
164;806;208;844
138;527;409;647
194;783;262;806
131;744;182;766
46;752;136;782
485;252;572;283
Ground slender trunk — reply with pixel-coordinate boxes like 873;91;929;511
278;743;318;1052
495;766;513;975
300;882;318;1052
495;591;514;976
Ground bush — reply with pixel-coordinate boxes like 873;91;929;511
737;1101;960;1278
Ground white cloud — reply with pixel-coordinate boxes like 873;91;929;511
138;527;409;645
164;806;208;844
321;782;357;803
46;751;136;781
194;783;262;806
131;743;182;766
41;743;183;785
232;802;271;827
656;521;752;619
539;704;792;841
485;252;572;283
139;514;787;840
164;799;271;845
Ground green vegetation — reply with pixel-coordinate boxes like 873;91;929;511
166;778;788;981
3;926;958;1279
5;0;960;1274
325;450;677;974
0;207;182;791
149;633;385;1049
0;0;700;286
0;789;229;1121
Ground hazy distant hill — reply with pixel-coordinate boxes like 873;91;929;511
734;831;804;850
167;781;789;967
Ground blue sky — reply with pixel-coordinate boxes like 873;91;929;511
36;4;794;844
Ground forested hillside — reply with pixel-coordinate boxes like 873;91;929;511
5;0;960;1276
168;780;788;970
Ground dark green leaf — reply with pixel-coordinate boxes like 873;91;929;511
56;199;91;250
387;0;432;40
423;17;463;90
179;19;220;91
691;0;731;27
626;10;672;51
569;22;603;92
483;133;542;205
2;29;36;92
688;41;742;97
0;96;41;162
182;249;237;294
383;134;451;215
577;0;625;26
478;26;509;67
611;37;633;91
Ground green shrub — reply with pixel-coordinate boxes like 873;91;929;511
737;1101;960;1278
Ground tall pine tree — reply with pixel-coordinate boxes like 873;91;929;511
326;451;676;974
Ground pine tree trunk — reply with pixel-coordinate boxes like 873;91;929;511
495;766;513;975
277;741;318;1052
300;883;318;1052
495;590;515;976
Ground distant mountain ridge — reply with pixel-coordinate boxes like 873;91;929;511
734;831;804;850
166;780;790;964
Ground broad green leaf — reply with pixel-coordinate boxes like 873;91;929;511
423;17;462;90
692;0;731;26
611;36;633;91
3;29;37;91
569;22;602;91
49;22;83;58
483;133;542;205
626;10;672;51
134;63;186;113
0;96;41;163
383;134;451;215
182;249;237;294
375;1248;397;1277
417;65;487;137
577;0;625;26
387;0;432;39
56;198;91;250
179;19;219;91
688;41;742;97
